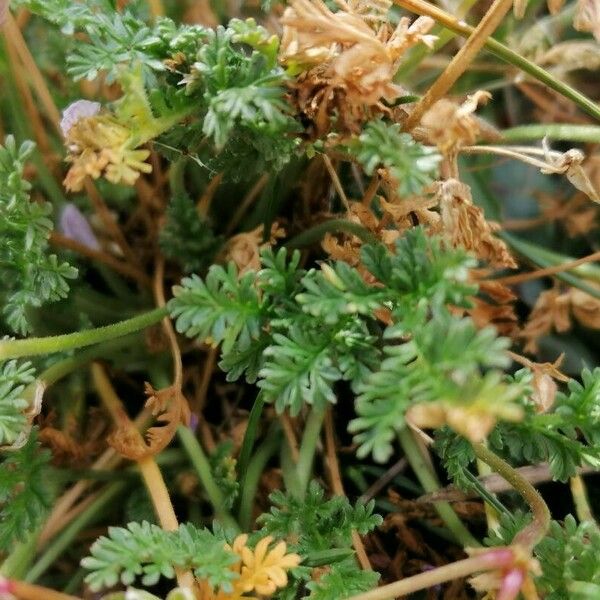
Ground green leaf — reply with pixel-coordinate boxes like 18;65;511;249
349;119;440;196
0;136;77;334
0;430;53;551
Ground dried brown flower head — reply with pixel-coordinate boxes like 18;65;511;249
280;0;435;134
420;91;493;158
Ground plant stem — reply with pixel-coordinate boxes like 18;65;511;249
177;425;239;531
403;0;514;130
238;426;282;530
494;250;600;287
343;549;514;600
472;443;551;550
296;403;327;497
26;482;127;582
397;427;480;547
570;474;595;523
501;124;600;144
0;530;40;579
6;579;81;600
237;394;266;494
0;307;167;360
394;0;478;81
393;0;600;123
500;233;600;299
138;456;180;531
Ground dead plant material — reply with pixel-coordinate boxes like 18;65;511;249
574;0;600;42
221;222;286;274
521;286;600;353
435;179;517;268
280;0;435;135
419;91;495;160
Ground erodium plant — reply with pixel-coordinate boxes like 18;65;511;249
1;0;600;599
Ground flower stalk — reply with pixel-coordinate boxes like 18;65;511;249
343;549;515;600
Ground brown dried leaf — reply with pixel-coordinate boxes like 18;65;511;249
570;287;600;329
520;288;572;353
221;222;286;274
436;179;517;268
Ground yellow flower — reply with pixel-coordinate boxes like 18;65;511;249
62;112;151;191
199;534;300;600
238;536;301;596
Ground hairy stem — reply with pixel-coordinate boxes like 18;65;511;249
404;0;514;130
398;427;480;547
472;443;551;550
344;548;515;600
0;307;167;360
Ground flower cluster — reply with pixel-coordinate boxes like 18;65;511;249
62;101;152;191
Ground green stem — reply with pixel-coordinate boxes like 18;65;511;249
0;307;167;360
472;443;551;549
238;426;282;530
32;335;140;390
0;529;40;578
501;124;600;144
281;442;301;498
393;0;600;122
26;482;127;582
397;427;480;547
296;404;328;497
287;219;379;248
236;395;266;500
176;425;239;532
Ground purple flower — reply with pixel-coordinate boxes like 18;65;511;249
59;204;100;251
60;100;101;137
